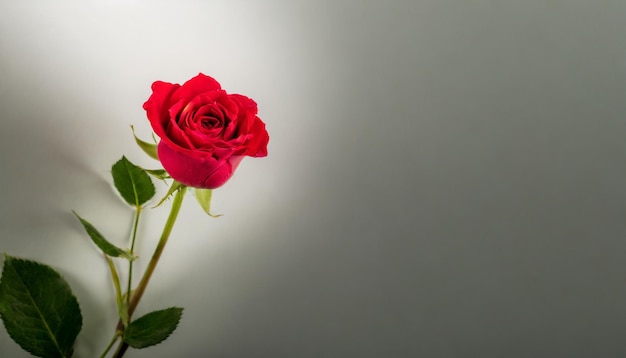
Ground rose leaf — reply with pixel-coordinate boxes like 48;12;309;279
112;156;156;207
0;255;82;358
72;212;135;260
123;307;183;349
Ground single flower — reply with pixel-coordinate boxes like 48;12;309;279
143;73;269;189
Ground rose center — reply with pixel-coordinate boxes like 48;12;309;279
201;117;219;128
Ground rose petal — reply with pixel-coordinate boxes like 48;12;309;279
202;155;244;188
216;93;240;123
171;73;221;104
158;141;240;189
245;116;269;157
143;81;179;138
164;99;196;148
229;94;258;134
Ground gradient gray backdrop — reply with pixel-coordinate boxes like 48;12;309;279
1;1;626;357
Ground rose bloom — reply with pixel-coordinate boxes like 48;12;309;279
143;73;269;189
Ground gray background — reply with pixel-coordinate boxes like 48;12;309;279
1;1;626;357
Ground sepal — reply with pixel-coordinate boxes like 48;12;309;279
131;125;159;161
194;188;222;217
143;168;170;181
153;180;185;208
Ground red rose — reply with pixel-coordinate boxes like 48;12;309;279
143;73;269;189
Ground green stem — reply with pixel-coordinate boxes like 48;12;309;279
112;185;186;358
126;206;142;311
99;331;121;358
129;188;184;316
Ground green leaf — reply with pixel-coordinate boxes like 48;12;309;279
194;189;222;217
153;180;184;208
131;125;159;160
73;212;134;260
0;255;82;358
112;156;156;207
123;307;183;349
